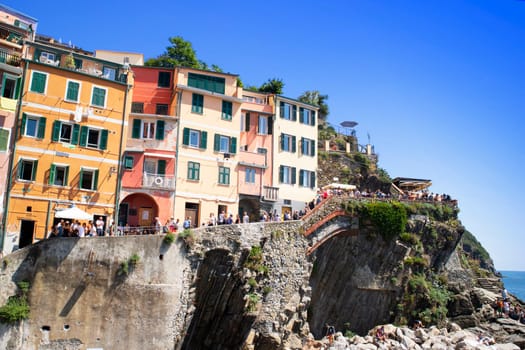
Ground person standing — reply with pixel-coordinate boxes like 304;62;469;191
95;217;105;236
242;212;249;224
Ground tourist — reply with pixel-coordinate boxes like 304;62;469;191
183;217;191;229
78;222;86;237
243;212;249;224
56;220;64;237
208;213;217;226
218;210;225;225
95;217;104;236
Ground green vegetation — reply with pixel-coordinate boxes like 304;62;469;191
129;253;140;266
118;261;129;276
118;254;140;276
399;232;419;245
262;286;272;295
163;232;176;244
363;201;407;240
403;202;458;222
298;90;329;126
248;277;257;288
246;292;260;312
0;281;31;323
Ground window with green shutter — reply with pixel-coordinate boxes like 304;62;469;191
30;71;47;93
91;86;106;107
80;168;98;190
155;120;165;140
124;156;134;169
0;129;9;151
66;81;80;102
188;73;225;94
187;161;200;180
49;164;69;186
191;93;203;114
221;100;232;120
18;159;38;181
157;159;166;175
218;166;230;185
132;119;141;139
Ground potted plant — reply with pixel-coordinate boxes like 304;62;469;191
64;53;75;70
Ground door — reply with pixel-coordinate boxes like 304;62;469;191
118;203;129;226
184;202;199;228
19;220;35;249
138;207;153;227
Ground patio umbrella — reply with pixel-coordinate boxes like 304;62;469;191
55;205;93;221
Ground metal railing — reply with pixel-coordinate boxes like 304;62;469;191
0;49;21;67
142;173;176;190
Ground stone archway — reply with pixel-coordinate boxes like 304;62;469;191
119;193;159;227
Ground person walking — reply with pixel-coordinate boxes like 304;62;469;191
95;217;105;236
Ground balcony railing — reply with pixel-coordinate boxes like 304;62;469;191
238;150;266;168
143;173;176;190
0;49;21;67
262;186;279;201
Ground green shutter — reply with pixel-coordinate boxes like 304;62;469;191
52;121;61;141
79;169;83;189
292;105;297;121
20;113;26;138
299;169;304;186
311;110;316;126
0;129;8;151
155;120;165;140
30;72;46;93
157;159;166;175
132;119;141;139
64;166;69;186
299;107;304;124
280;134;284;151
91;87;106;107
230;137;237;154
279;166;284;183
72;124;80;145
32;160;38;181
300;137;304;154
100;129;108;150
78;126;87;146
200;131;207;149
245;113;250;131
222;101;232;120
66;81;79;101
14;77;21;99
192;93;203;114
291;167;296;185
310;172;316;189
311;140;315;156
182;127;189;145
279;102;284;118
17;160;22;179
292;136;296;153
93;169;99;190
49;164;56;185
214;134;220;152
268;116;273;135
37;117;46;139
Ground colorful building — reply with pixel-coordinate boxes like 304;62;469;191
3;39;132;251
119;65;177;228
173;68;242;227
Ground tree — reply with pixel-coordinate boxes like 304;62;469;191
298;90;329;124
258;78;284;94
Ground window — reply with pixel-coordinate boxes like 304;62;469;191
52;121;79;144
245;168;256;183
22;114;46;139
39;51;55;63
187;161;200;180
132;119;165;140
158;71;171;88
300;107;316;126
144;159;165;175
79;126;108;150
124;156;134;170
131;102;144;113
65;80;80;102
79;168;99;190
182;128;207;149
218;166;230;185
242;113;250;131
188;73;225;94
102;66;116;80
222;100;232;120
279;165;296;185
49;164;69;186
280;133;296;152
299;169;316;188
257;147;267;154
1;74;20;99
0;129;9;151
18;159;38;181
156;104;168;115
258;115;272;135
301;137;315;156
279;102;297;121
30;71;47;94
213;134;237;154
191;93;203;114
91;86;107;108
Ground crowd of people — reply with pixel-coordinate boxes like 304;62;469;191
492;289;525;323
49;217;109;238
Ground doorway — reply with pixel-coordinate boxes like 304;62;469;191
19;220;35;249
118;203;129;226
138;207;153;227
184;202;199;228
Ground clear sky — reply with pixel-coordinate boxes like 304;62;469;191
5;0;525;270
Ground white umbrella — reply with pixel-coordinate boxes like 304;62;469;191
55;205;93;220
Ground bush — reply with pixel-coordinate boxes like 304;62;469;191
129;253;140;266
399;232;419;245
246;293;260;312
248;277;257;288
363;201;407;240
0;296;30;323
118;261;129;276
163;232;175;244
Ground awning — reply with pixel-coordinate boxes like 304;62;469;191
55;205;93;220
322;183;357;190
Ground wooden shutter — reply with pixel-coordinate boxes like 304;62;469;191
311;140;315;156
157;159;166;175
100;129;108;150
0;129;8;151
299;107;304;124
64;166;69;186
31;160;38;181
78;126;87;146
291;167;296;185
279;101;284;118
37;117;46;139
93;169;99;190
182;127;189;145
311;110;316;126
72;124;80;145
230;137;237;154
132;119;141;139
214;134;220;152
19;113;26;138
200;131;207;149
279;166;284;183
310;172;316;189
292;136;296;153
245;113;250;131
299;169;304;186
52;121;61;141
49;164;56;185
155;120;165;140
268;116;273;135
292;105;297;121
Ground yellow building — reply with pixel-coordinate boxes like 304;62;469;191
173;68;242;227
4;40;132;250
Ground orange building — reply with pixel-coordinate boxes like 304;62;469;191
119;66;178;228
3;40;132;251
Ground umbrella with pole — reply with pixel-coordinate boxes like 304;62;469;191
54;205;93;221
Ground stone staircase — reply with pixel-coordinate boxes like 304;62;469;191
477;277;502;294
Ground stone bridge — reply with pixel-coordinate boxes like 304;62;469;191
0;197;408;350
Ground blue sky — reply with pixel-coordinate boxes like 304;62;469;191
6;0;525;270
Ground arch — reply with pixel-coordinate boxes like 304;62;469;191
303;210;359;255
119;192;160;227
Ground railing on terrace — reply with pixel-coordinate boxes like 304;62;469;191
242;95;269;105
142;173;176;190
238;150;266;167
262;186;279;201
0;49;21;67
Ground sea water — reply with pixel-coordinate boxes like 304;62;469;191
501;270;525;301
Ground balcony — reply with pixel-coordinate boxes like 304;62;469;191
238;150;266;168
142;173;176;191
262;186;279;202
0;49;21;67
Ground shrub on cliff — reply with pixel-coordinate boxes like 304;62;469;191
0;281;31;323
363;201;407;240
